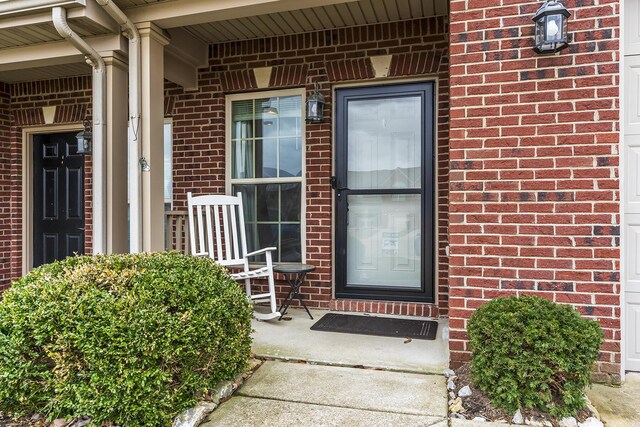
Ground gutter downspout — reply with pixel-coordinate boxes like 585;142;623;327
95;0;142;253
52;6;107;255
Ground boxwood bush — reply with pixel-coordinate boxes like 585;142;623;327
467;295;603;418
0;252;253;426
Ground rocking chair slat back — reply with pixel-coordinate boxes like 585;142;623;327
187;191;281;321
187;192;247;266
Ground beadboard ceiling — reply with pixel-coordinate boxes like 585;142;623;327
0;0;448;82
183;0;448;43
0;62;90;82
0;19;104;49
113;0;171;7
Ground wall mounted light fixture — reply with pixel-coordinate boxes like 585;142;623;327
306;81;325;124
139;157;150;172
533;0;570;54
76;119;92;155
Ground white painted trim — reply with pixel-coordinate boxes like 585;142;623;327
0;3;117;32
22;123;83;276
330;76;441;306
0;0;83;16
225;88;307;262
620;0;625;378
0;34;127;72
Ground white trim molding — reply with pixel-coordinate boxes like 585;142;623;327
21;123;83;276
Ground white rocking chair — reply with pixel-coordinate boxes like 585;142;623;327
187;192;281;320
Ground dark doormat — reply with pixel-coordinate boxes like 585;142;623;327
310;313;438;340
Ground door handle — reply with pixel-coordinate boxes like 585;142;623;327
330;176;348;194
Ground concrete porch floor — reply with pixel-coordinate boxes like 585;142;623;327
251;308;449;374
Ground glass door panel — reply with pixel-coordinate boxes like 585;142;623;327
347;96;422;190
347;194;421;288
335;82;434;302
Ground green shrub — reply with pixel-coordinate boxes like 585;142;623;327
0;252;253;426
467;295;603;418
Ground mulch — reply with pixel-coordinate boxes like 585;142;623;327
452;363;594;427
0;414;40;427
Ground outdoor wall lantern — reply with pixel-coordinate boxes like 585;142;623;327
75;119;92;155
533;0;570;54
306;81;325;124
139;157;151;172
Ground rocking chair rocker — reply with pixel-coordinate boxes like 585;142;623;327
187;192;281;320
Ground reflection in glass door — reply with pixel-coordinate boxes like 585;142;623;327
335;83;434;302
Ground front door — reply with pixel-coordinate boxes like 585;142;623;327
33;132;85;268
335;82;434;302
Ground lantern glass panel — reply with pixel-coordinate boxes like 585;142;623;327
309;100;318;118
546;14;563;42
307;98;324;123
535;17;545;46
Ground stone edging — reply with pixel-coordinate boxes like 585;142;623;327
172;358;264;427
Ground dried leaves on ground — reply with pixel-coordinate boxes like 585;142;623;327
0;414;40;427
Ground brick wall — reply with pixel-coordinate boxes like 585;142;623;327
448;0;621;381
167;16;450;317
0;83;10;289
3;77;93;286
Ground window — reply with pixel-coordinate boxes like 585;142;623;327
163;119;172;209
127;120;173;208
227;90;305;262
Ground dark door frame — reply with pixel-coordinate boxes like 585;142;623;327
334;81;435;303
22;124;84;274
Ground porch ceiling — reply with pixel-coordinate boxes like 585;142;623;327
0;19;109;49
0;0;448;82
182;0;448;43
0;62;90;83
113;0;170;7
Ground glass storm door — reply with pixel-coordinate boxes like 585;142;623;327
334;83;434;302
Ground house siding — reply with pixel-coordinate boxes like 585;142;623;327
166;16;451;317
448;0;621;381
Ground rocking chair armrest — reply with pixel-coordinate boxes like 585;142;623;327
245;247;277;258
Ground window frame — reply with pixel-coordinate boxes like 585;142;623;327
164;118;173;208
225;88;307;262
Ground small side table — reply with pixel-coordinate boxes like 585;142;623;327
274;263;316;320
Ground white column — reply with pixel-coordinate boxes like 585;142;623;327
138;22;169;252
103;51;129;254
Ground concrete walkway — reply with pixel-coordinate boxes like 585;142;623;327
587;373;640;427
202;361;447;426
202;308;449;426
199;308;640;426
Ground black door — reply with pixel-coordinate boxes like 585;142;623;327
33;132;85;268
334;82;434;302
